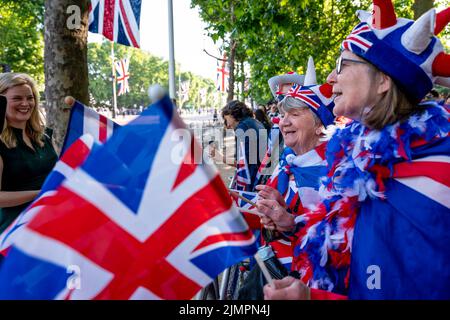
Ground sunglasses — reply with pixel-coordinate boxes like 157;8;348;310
336;56;368;74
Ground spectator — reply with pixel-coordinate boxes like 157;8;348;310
0;73;58;234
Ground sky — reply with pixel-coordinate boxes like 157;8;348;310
89;0;220;81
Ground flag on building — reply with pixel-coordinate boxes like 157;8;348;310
88;0;142;48
61;101;120;155
0;135;95;258
216;53;229;93
0;95;257;300
115;58;130;96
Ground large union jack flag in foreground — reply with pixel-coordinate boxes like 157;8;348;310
0;95;257;300
89;0;142;48
61;101;120;155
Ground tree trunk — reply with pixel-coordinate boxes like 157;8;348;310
413;0;434;19
226;2;236;103
44;0;89;153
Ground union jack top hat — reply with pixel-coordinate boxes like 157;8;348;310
284;57;335;127
342;0;450;102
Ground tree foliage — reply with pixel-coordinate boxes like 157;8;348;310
88;41;219;111
192;0;450;104
0;0;45;84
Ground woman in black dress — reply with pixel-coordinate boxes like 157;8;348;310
0;73;57;234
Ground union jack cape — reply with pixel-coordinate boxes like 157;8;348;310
0;95;257;300
297;102;450;298
88;0;142;48
262;143;328;270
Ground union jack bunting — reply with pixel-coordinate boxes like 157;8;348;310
0;95;257;300
235;141;251;191
61;101;120;155
88;0;142;48
341;23;373;52
0;135;94;258
216;53;229;92
115;58;130;96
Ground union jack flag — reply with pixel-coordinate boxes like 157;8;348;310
216;53;229;92
61;101;120;155
341;23;373;52
88;0;142;48
115;58;130;96
0;95;257;300
235;141;251;191
0;135;94;258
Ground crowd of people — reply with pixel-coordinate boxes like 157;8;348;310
0;0;449;300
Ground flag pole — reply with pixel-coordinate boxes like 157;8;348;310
111;42;118;118
168;0;176;101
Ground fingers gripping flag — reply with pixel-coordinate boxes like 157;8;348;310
61;101;120;155
0;95;257;300
0;135;95;257
89;0;142;48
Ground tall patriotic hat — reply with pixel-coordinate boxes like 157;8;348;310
284;57;335;127
268;71;305;99
341;0;450;102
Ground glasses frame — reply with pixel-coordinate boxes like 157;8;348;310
336;56;368;74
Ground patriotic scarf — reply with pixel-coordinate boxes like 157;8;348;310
293;102;450;294
276;145;327;197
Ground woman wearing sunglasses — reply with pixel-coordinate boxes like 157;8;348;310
264;0;450;300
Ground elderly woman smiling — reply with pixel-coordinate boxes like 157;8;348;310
253;59;336;277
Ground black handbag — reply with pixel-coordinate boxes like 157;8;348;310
237;245;289;300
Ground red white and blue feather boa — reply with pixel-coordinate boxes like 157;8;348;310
292;102;450;295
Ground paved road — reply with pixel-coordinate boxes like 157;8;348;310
114;113;236;186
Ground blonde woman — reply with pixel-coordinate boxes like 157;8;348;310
0;73;57;234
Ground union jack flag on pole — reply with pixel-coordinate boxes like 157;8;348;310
88;0;142;48
216;53;229;92
0;95;257;300
115;58;130;96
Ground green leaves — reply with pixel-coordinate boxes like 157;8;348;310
88;41;218;111
0;0;45;84
192;0;450;104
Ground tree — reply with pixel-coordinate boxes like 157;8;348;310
413;0;434;19
44;0;89;151
0;0;45;83
193;0;450;104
